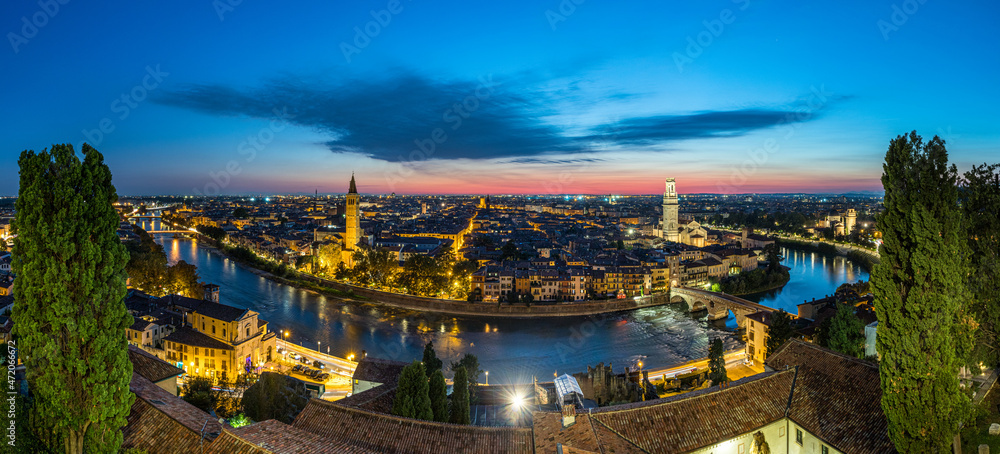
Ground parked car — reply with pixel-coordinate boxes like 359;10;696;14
317;373;330;381
289;352;300;360
292;364;304;373
299;356;310;364
313;360;325;369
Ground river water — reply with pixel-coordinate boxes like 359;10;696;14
145;218;867;384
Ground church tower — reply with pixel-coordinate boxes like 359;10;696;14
345;173;360;251
662;178;679;242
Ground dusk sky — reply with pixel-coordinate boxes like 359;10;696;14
3;0;998;196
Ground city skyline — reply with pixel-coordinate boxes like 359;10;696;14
4;1;999;196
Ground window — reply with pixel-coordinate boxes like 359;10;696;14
195;358;199;367
195;347;199;356
749;345;755;357
821;446;829;454
212;326;216;334
749;330;754;341
796;429;803;445
221;360;226;370
223;328;227;338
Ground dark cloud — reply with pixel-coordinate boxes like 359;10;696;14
155;71;834;161
586;109;824;146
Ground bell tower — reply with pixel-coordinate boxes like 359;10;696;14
345;173;360;251
662;178;679;242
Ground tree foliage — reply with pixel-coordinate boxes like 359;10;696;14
181;376;218;414
12;144;134;453
428;369;449;423
392;361;433;421
872;132;973;452
764;310;795;359
422;341;443;376
707;338;728;385
449;366;471;425
824;303;866;358
961;163;1000;370
450;353;481;404
241;372;311;424
124;225;203;298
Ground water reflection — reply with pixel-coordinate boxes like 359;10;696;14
153;237;863;383
745;247;870;313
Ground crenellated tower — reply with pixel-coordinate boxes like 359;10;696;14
662;178;679;242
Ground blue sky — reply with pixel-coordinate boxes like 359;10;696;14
2;0;998;195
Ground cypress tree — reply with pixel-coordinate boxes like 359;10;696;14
422;341;442;377
391;361;433;421
960;163;1000;370
707;338;728;385
13;144;134;453
449;366;471;425
872;132;974;452
428;369;448;422
764;310;795;359
825;303;865;358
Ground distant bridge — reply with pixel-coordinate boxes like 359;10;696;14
143;230;193;234
668;286;774;328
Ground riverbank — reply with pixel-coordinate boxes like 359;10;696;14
191;236;678;318
776;238;880;273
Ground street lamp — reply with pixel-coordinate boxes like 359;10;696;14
485;371;488;386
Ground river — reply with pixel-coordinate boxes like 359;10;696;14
146;220;867;384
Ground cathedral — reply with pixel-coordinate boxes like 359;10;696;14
661;178;707;247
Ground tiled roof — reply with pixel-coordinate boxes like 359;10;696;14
128;345;183;383
196;301;251;322
122;373;225;453
335;383;398;414
587;370;795;453
164;326;234;350
352;356;408;385
531;411;643;454
292;398;534;454
766;339;895;454
222;419;377;454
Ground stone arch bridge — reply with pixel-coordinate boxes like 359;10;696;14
668;286;774;328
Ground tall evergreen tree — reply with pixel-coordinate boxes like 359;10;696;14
960;163;1000;370
449;366;471;425
391;361;433;421
872;132;974;452
825;303;866;358
707;338;729;385
13;144;135;453
422;341;443;377
764;310;795;359
428;369;449;423
450;353;481;404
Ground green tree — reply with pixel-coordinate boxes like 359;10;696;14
961;163;1000;370
422;341;443;376
500;240;520;261
181;376;218;413
449;366;471;425
316;241;343;275
392;361;433;421
198;225;227;243
166;260;204;299
13;144;134;453
707;338;728;385
764;310;795;359
241;372;310;424
762;243;784;273
232;207;249;219
872;132;974;452
428;369;449;423
450;354;481;404
825;303;865;358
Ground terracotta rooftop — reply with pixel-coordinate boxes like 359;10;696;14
587;370;795;453
127;345;183;383
221;419;377;454
766;339;895;453
292;398;534;454
122;373;225;453
334;382;398;414
352;356;408;386
164;326;235;350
